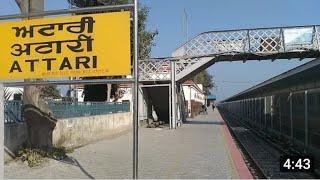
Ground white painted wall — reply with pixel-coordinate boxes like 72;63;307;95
114;87;148;122
53;112;132;149
74;89;84;102
116;87;132;102
182;85;205;104
182;84;205;117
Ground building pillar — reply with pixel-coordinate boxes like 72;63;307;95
290;92;293;141
304;90;308;150
171;60;176;129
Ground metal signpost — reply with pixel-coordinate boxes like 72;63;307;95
133;0;139;178
0;0;139;179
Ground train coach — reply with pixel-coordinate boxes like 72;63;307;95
218;59;320;172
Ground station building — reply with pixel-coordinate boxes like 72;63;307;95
182;80;205;117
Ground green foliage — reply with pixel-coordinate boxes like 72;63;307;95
194;71;215;95
69;0;157;59
70;0;158;101
68;0;128;7
68;0;102;7
18;148;44;167
17;147;72;167
98;0;128;5
138;6;158;59
64;148;75;154
40;85;61;99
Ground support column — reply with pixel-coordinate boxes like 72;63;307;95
264;97;267;129
270;96;273;130
290;92;293;141
279;96;282;136
304;91;308;150
176;83;181;127
169;84;172;130
315;26;320;51
259;98;262;128
171;60;176;129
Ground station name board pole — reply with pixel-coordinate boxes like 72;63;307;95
133;0;139;179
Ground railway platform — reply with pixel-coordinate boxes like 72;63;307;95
5;109;252;179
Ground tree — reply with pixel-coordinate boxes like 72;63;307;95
15;0;56;149
69;0;158;102
193;70;215;95
68;0;158;61
40;85;61;99
15;0;46;108
69;0;127;6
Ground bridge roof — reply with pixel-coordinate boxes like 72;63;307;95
222;58;320;102
206;95;216;100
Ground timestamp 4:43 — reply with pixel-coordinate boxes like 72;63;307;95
280;155;314;172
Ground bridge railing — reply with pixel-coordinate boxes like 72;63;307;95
4;100;24;123
139;25;320;82
4;100;130;123
174;25;320;57
47;101;130;119
139;59;171;81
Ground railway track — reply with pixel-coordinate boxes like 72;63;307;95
219;109;316;179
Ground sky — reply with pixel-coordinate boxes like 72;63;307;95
1;0;320;100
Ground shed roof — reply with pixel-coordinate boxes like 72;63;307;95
223;58;320;102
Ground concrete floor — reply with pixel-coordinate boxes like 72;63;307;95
5;109;239;179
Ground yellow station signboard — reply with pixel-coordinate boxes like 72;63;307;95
0;12;131;80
